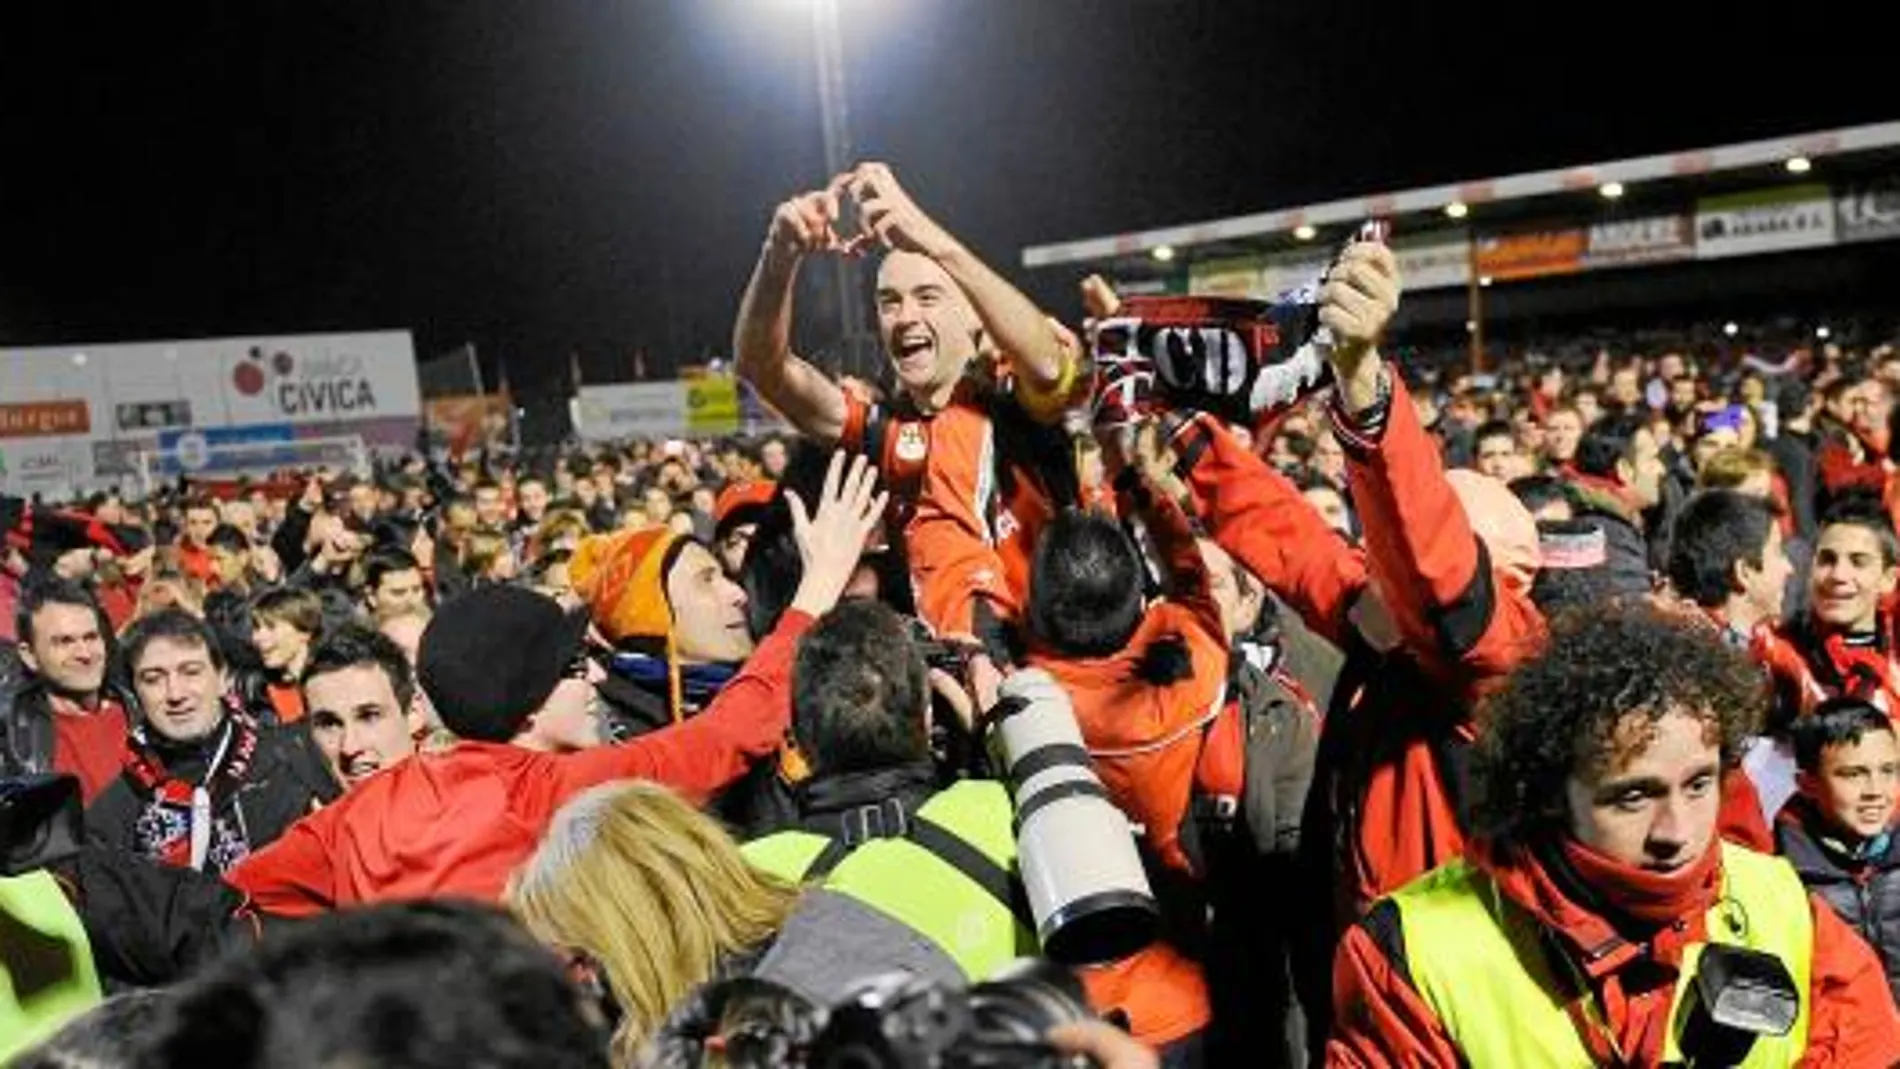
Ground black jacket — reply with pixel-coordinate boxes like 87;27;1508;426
1775;795;1900;1001
0;642;137;781
85;715;340;876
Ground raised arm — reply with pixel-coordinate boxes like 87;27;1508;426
847;163;1075;408
554;452;889;801
733;189;850;444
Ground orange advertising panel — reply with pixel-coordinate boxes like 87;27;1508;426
1473;229;1586;282
0;400;90;438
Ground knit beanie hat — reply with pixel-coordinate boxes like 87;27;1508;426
418;586;591;743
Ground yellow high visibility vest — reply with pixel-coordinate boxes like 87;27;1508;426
744;780;1035;980
1390;842;1812;1067
1;870;103;1063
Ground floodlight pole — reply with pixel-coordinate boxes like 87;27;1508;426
812;0;867;381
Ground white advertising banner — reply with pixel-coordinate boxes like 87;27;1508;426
1393;232;1471;291
1695;185;1836;260
1187;257;1265;299
573;383;688;440
0;438;96;500
1585;214;1696;269
0;331;419;430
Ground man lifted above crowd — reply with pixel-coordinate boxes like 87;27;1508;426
735;162;1088;637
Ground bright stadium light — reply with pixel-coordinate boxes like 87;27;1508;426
1444;201;1469;219
1599;181;1625;199
1785;156;1812;174
1723;322;1739;337
1816;325;1831;340
1152;245;1176;262
1293;224;1317;241
1479;275;1493;287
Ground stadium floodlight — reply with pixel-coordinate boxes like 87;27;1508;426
1816;325;1831;340
1444;201;1469;219
1785;156;1812;174
1152;245;1176;263
1723;322;1739;337
1293;224;1317;241
1479;276;1494;288
1599;181;1625;199
71;352;87;366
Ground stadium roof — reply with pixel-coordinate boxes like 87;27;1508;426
1020;120;1900;270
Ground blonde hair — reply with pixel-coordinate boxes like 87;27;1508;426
535;510;593;556
507;782;799;1062
459;527;513;580
1697;447;1775;491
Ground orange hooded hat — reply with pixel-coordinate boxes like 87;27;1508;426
568;527;687;719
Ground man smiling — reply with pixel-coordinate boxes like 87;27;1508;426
302;624;429;789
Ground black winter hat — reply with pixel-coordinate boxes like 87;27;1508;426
418;586;591;743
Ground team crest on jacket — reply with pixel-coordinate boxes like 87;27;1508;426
895;423;928;463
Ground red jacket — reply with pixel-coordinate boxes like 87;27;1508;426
1028;487;1229;1046
1176;372;1544;919
1328;839;1900;1068
228;610;811;915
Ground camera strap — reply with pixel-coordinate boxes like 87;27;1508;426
799;810;1035;935
1536;924;1633;1069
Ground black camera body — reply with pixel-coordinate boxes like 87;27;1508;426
662;961;1098;1069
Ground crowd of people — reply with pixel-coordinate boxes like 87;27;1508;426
6;161;1900;1068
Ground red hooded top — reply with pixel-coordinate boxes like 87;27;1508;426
228;610;810;914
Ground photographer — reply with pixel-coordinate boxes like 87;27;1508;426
743;598;1033;985
1330;605;1900;1067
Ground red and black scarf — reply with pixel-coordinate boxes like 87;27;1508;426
124;704;259;873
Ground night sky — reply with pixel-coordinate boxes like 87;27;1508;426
1;3;1887;393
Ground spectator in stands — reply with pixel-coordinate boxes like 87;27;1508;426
1;578;132;802
90;609;338;874
1508;473;1576;523
1472;419;1527;481
472;480;508;530
225;452;880;914
205;524;257;596
1542;404;1584;472
759;436;789;480
1776;501;1900;717
175;499;220;587
362;545;428;622
251;587;322;724
1668;490;1792;648
515;475;551;537
1330;605;1900;1067
458;528;517;587
1776;698;1900;1001
712;480;777;578
1295;474;1354;544
302;624;428;790
143;901;610;1069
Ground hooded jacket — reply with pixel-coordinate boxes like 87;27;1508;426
227;610;809;915
1776;793;1900;1001
1329;836;1900;1067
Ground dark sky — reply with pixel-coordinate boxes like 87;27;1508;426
1;3;1888;392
